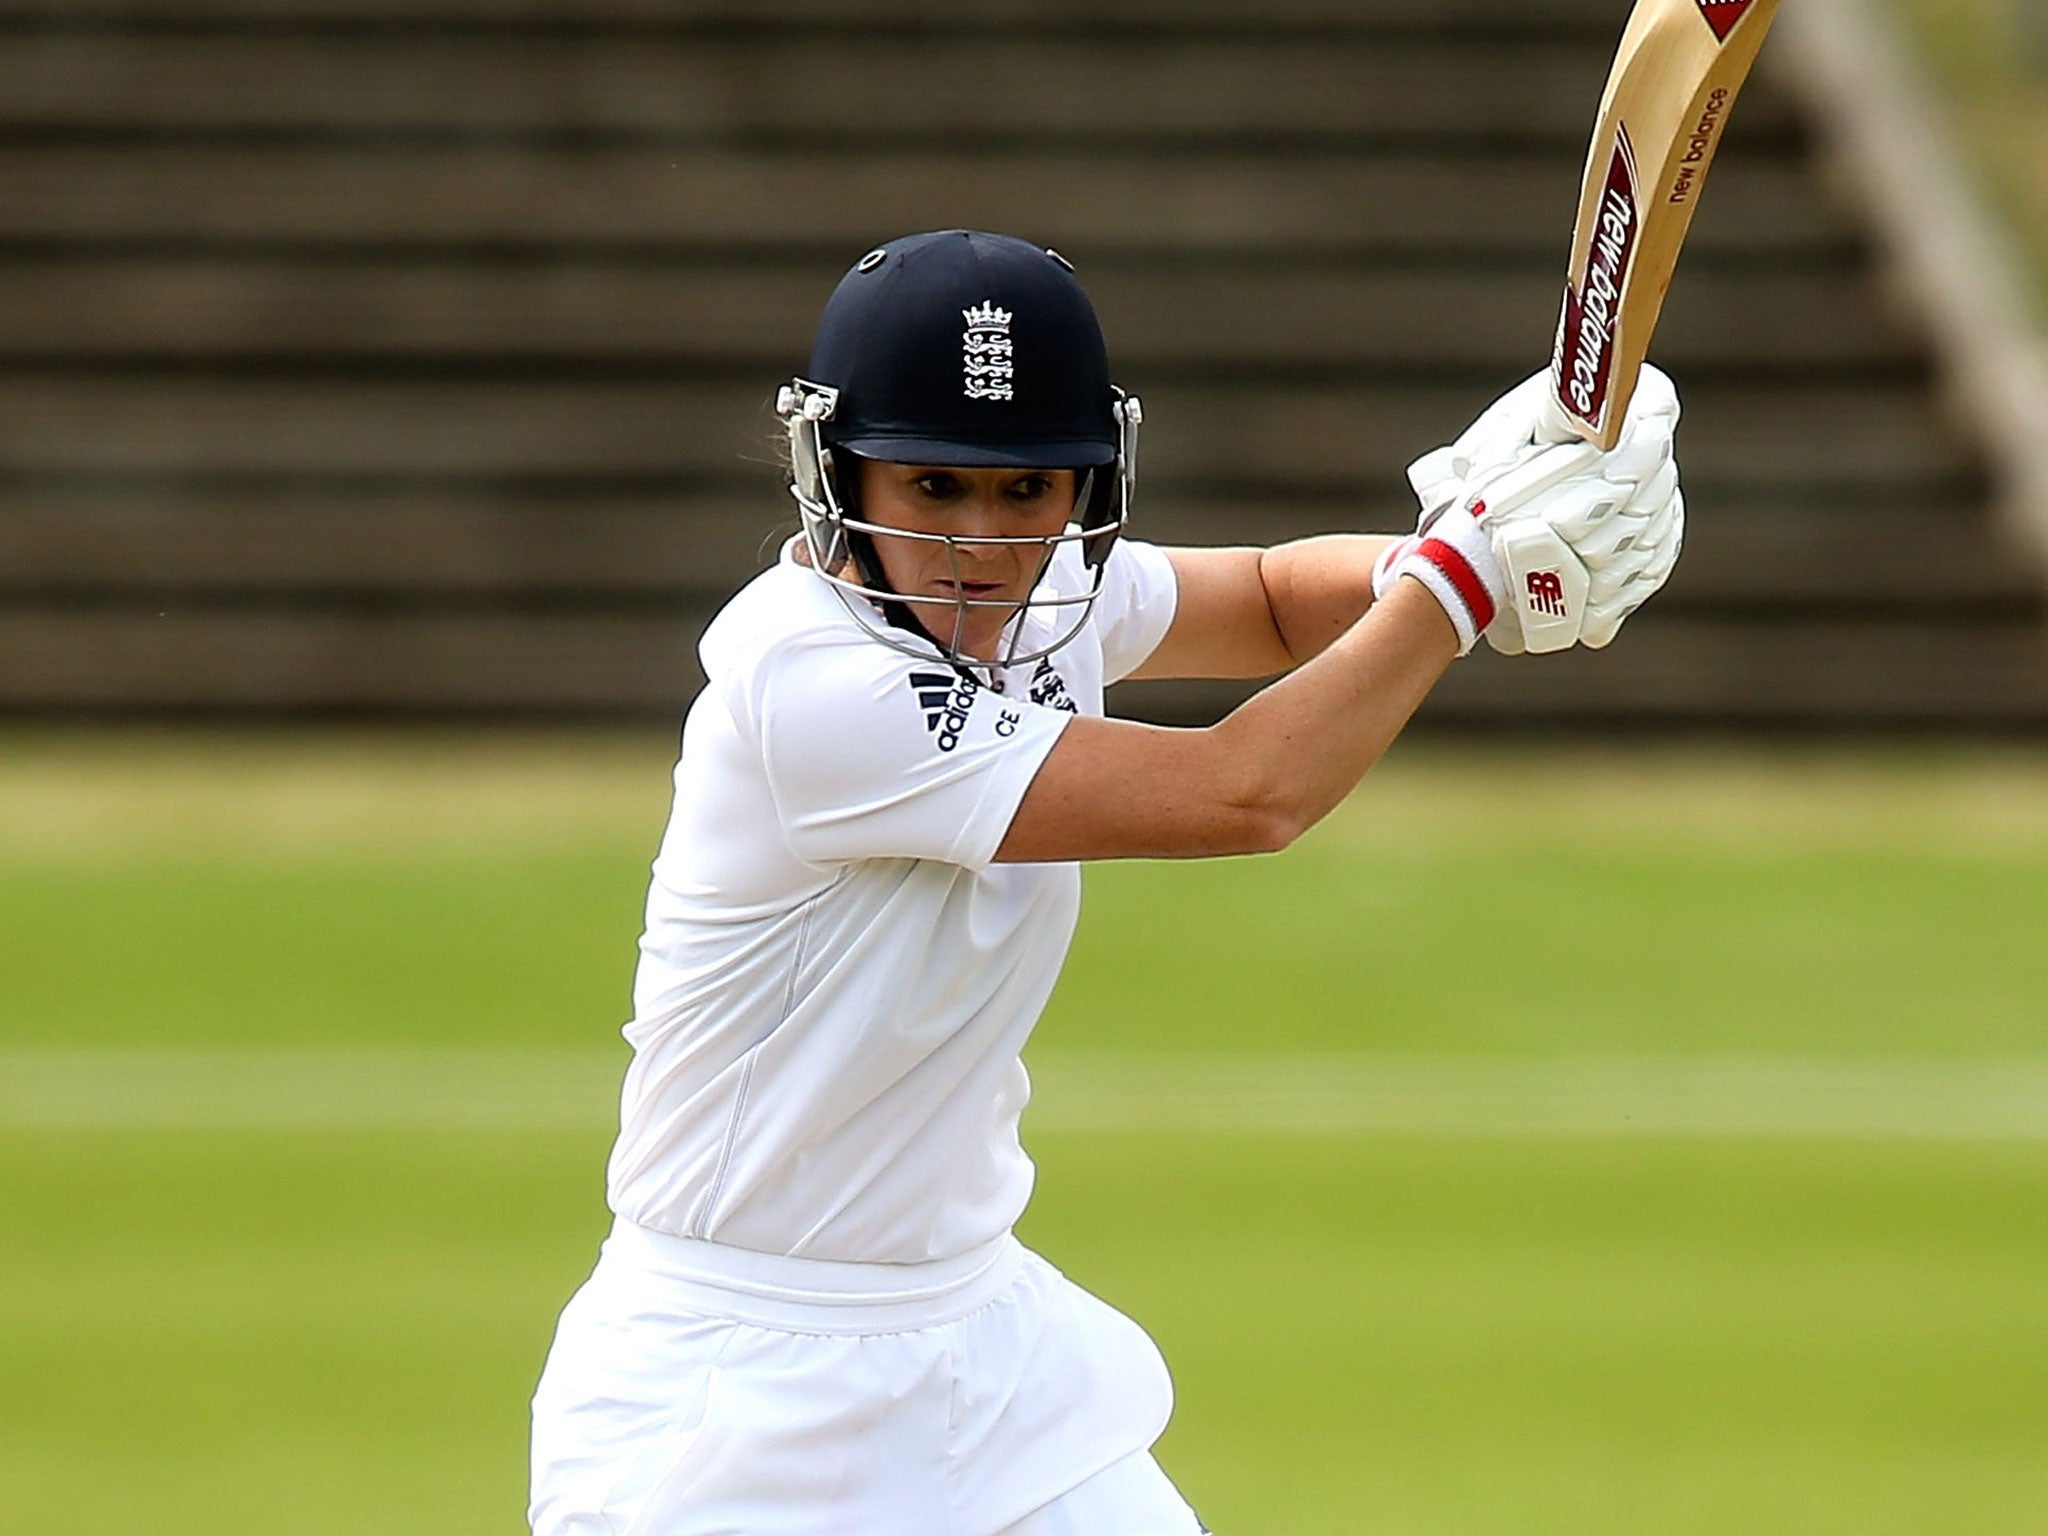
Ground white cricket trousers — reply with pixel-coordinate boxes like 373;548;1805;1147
530;1217;1207;1536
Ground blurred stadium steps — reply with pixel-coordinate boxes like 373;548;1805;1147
1;0;2045;729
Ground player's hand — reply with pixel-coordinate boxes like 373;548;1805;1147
1480;453;1684;654
1473;367;1683;653
1393;366;1684;655
1367;501;1506;657
1405;368;1597;515
1409;362;1679;507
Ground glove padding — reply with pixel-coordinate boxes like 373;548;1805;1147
1406;369;1576;515
1485;460;1684;653
1402;365;1685;654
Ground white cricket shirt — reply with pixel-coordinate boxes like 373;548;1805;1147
606;535;1178;1264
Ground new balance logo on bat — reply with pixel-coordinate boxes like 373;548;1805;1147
909;669;978;752
1669;86;1731;206
1554;124;1641;431
1526;570;1570;618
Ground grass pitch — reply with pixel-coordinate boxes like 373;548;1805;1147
2;731;2045;1535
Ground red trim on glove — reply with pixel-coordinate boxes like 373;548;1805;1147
1414;536;1498;634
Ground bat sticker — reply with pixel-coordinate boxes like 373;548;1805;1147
1695;0;1760;43
1553;125;1642;434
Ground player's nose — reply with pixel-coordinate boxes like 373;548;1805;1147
947;492;1014;554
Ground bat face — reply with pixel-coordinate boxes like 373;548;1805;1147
1550;0;1782;447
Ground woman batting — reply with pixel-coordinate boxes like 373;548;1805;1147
529;229;1684;1535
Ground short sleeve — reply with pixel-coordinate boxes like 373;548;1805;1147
745;636;1073;870
1090;539;1180;684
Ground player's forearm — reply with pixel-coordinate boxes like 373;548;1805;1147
1256;534;1403;667
1203;577;1457;847
998;577;1456;862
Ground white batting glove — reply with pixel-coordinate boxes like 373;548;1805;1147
1476;367;1682;653
1405;368;1587;515
1484;461;1685;653
1402;365;1684;654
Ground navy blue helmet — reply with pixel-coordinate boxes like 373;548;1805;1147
777;230;1141;666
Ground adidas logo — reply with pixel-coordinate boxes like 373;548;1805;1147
909;669;978;753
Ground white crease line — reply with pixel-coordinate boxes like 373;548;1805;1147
2;1051;2047;1140
1030;1057;2048;1141
0;1050;624;1131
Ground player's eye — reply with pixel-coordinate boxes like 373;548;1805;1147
1008;474;1055;501
911;471;962;499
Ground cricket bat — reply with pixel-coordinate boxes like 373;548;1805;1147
1549;0;1783;448
1497;0;1781;652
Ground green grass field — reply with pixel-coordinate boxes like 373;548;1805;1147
3;732;2045;1535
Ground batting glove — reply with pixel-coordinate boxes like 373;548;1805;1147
1483;461;1685;653
1475;366;1683;653
1368;502;1507;656
1402;365;1684;655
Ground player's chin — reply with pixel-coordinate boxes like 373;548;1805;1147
905;588;1016;648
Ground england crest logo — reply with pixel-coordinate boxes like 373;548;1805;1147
962;301;1015;402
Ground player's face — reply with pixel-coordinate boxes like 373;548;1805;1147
856;460;1078;660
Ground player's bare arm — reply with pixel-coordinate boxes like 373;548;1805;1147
997;576;1456;863
1000;369;1686;866
1128;535;1398;682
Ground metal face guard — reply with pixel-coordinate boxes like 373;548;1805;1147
775;379;1140;671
